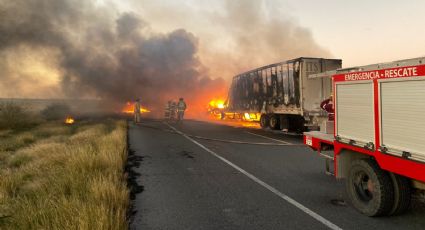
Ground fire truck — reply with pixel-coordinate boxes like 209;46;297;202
226;57;342;131
304;57;425;216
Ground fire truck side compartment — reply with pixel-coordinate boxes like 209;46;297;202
379;77;425;162
335;81;375;146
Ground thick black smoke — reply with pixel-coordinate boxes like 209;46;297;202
0;0;225;113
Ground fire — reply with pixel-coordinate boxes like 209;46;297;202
243;112;261;122
244;113;250;120
122;102;151;114
207;99;226;119
207;98;261;126
65;116;75;124
209;99;225;109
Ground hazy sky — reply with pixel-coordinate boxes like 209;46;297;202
115;0;425;68
288;0;425;66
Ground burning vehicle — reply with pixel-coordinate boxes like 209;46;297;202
208;99;261;122
209;57;342;132
207;99;226;119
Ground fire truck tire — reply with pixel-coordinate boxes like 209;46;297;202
389;173;411;216
260;115;269;128
346;159;394;217
269;115;280;130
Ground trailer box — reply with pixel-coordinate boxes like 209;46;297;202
227;57;341;130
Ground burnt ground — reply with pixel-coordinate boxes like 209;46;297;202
127;119;425;230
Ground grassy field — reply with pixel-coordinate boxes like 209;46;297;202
0;119;129;229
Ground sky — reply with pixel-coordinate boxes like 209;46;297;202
287;0;425;67
1;0;424;101
116;0;425;70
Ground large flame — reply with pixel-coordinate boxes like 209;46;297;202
207;99;226;119
209;99;225;109
122;102;151;114
65;116;75;124
207;98;261;127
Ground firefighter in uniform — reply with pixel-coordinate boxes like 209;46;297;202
134;98;141;123
164;101;172;119
320;95;334;121
177;98;187;121
170;101;177;120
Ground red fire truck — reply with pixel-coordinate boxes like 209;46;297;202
304;57;425;217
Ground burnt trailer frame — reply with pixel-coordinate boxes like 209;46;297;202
227;57;342;131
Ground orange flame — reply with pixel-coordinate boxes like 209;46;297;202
209;99;225;109
207;99;226;119
207;98;261;126
122;102;151;114
65;116;75;124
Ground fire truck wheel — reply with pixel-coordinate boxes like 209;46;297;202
389;173;412;216
346;159;394;217
260;115;269;128
269;115;280;130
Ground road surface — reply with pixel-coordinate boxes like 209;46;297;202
128;119;425;230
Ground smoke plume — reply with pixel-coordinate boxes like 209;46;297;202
0;0;225;116
199;0;333;78
0;0;330;117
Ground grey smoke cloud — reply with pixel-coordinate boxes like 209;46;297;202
125;0;332;79
0;0;225;113
200;0;332;77
0;0;330;116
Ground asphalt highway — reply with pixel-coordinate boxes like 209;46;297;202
128;119;425;230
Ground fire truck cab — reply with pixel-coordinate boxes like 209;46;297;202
304;57;425;216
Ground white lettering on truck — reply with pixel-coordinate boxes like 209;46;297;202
344;67;418;81
344;71;380;81
384;67;418;78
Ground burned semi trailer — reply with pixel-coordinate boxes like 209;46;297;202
226;57;342;131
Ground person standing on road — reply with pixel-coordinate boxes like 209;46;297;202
320;94;334;121
177;98;187;121
134;98;141;123
170;101;177;120
164;101;172;119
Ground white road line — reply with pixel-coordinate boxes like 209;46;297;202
245;131;292;145
165;123;342;230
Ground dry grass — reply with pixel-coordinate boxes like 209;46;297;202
0;119;129;230
0;103;41;130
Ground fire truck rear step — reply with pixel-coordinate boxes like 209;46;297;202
320;150;335;176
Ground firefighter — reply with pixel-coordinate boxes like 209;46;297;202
134;98;141;123
320;94;334;121
164;101;172;119
177;98;187;121
170;101;177;120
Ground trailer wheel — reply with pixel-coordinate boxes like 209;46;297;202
389;173;411;216
269;115;280;130
260;115;269;128
346;159;394;216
